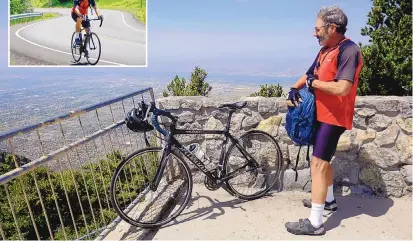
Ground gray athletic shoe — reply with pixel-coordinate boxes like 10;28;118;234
302;199;338;211
285;218;326;235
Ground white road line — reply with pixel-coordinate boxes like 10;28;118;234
119;11;145;32
14;17;127;66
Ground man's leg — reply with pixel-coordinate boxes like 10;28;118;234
76;17;81;32
75;16;82;44
308;157;329;228
285;122;345;235
326;163;335;202
304;160;336;208
84;27;90;57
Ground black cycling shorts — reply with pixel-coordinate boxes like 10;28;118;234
312;121;346;162
71;12;90;28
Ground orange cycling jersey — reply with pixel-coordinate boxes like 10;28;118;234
71;0;96;15
306;38;363;130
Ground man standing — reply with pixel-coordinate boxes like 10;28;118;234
285;5;363;235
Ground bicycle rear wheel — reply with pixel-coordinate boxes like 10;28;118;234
71;32;82;62
223;130;282;200
110;147;193;228
84;32;101;65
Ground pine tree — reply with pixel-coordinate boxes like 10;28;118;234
162;66;212;97
358;0;412;95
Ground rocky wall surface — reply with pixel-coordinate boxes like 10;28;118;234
156;96;412;198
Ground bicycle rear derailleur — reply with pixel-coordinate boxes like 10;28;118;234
204;169;221;191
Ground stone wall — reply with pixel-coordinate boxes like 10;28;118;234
156;96;412;198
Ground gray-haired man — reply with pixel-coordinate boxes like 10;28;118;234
285;5;363;236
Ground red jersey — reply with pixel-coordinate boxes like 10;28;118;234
71;0;96;15
306;38;363;130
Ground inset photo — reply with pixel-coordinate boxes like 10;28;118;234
8;0;147;67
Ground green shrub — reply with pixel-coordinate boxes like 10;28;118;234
10;0;33;15
358;0;412;95
0;150;129;240
250;83;285;98
163;66;212;97
30;0;147;23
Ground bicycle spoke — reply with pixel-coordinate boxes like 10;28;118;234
71;32;82;62
85;33;101;65
110;147;192;228
224;130;282;200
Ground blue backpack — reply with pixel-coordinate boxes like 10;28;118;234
285;86;316;182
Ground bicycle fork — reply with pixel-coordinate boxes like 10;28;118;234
150;145;171;191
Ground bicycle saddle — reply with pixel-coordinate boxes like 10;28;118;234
218;101;247;110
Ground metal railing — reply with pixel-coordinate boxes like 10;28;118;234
10;13;43;21
0;87;156;240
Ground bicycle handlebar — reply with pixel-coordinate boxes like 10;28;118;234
98;15;103;27
83;15;103;27
148;102;177;136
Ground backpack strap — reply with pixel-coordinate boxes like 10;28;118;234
302;144;312;190
293;145;302;181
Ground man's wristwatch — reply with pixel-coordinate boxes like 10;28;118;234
306;74;317;89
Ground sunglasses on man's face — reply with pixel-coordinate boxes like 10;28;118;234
315;23;343;33
314;24;329;33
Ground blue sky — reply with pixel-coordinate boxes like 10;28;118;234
0;0;373;78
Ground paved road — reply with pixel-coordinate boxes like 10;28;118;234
108;184;412;240
10;8;146;66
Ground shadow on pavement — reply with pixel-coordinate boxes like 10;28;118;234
323;193;394;231
70;61;89;65
141;191;253;240
162;192;249;227
125;190;274;240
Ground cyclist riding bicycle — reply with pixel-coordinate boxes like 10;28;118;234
71;0;103;45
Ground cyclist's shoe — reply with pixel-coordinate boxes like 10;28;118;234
75;38;82;46
84;50;89;58
302;199;338;211
285;218;326;236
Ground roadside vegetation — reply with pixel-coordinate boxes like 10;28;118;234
30;0;146;24
10;12;59;26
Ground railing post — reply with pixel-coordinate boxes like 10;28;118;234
0;87;155;240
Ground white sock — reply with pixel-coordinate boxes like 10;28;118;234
326;184;334;202
309;202;324;228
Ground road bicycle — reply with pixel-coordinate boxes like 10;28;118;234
109;100;283;228
71;14;103;65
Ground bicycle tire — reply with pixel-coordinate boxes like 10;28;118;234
109;146;193;228
223;130;282;200
71;32;82;62
85;32;101;65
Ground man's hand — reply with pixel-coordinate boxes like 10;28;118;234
287;88;302;108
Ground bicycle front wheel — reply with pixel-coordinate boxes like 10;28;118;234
71;32;82;62
85;32;101;65
223;130;282;200
110;147;193;228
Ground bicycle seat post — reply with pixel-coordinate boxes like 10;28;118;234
224;110;235;132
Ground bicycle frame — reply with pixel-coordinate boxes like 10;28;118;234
81;18;102;38
150;111;261;191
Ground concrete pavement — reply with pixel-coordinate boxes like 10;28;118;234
137;184;412;240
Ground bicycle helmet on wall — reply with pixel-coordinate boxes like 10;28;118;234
125;102;154;132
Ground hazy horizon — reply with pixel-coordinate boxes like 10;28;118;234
1;0;376;132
